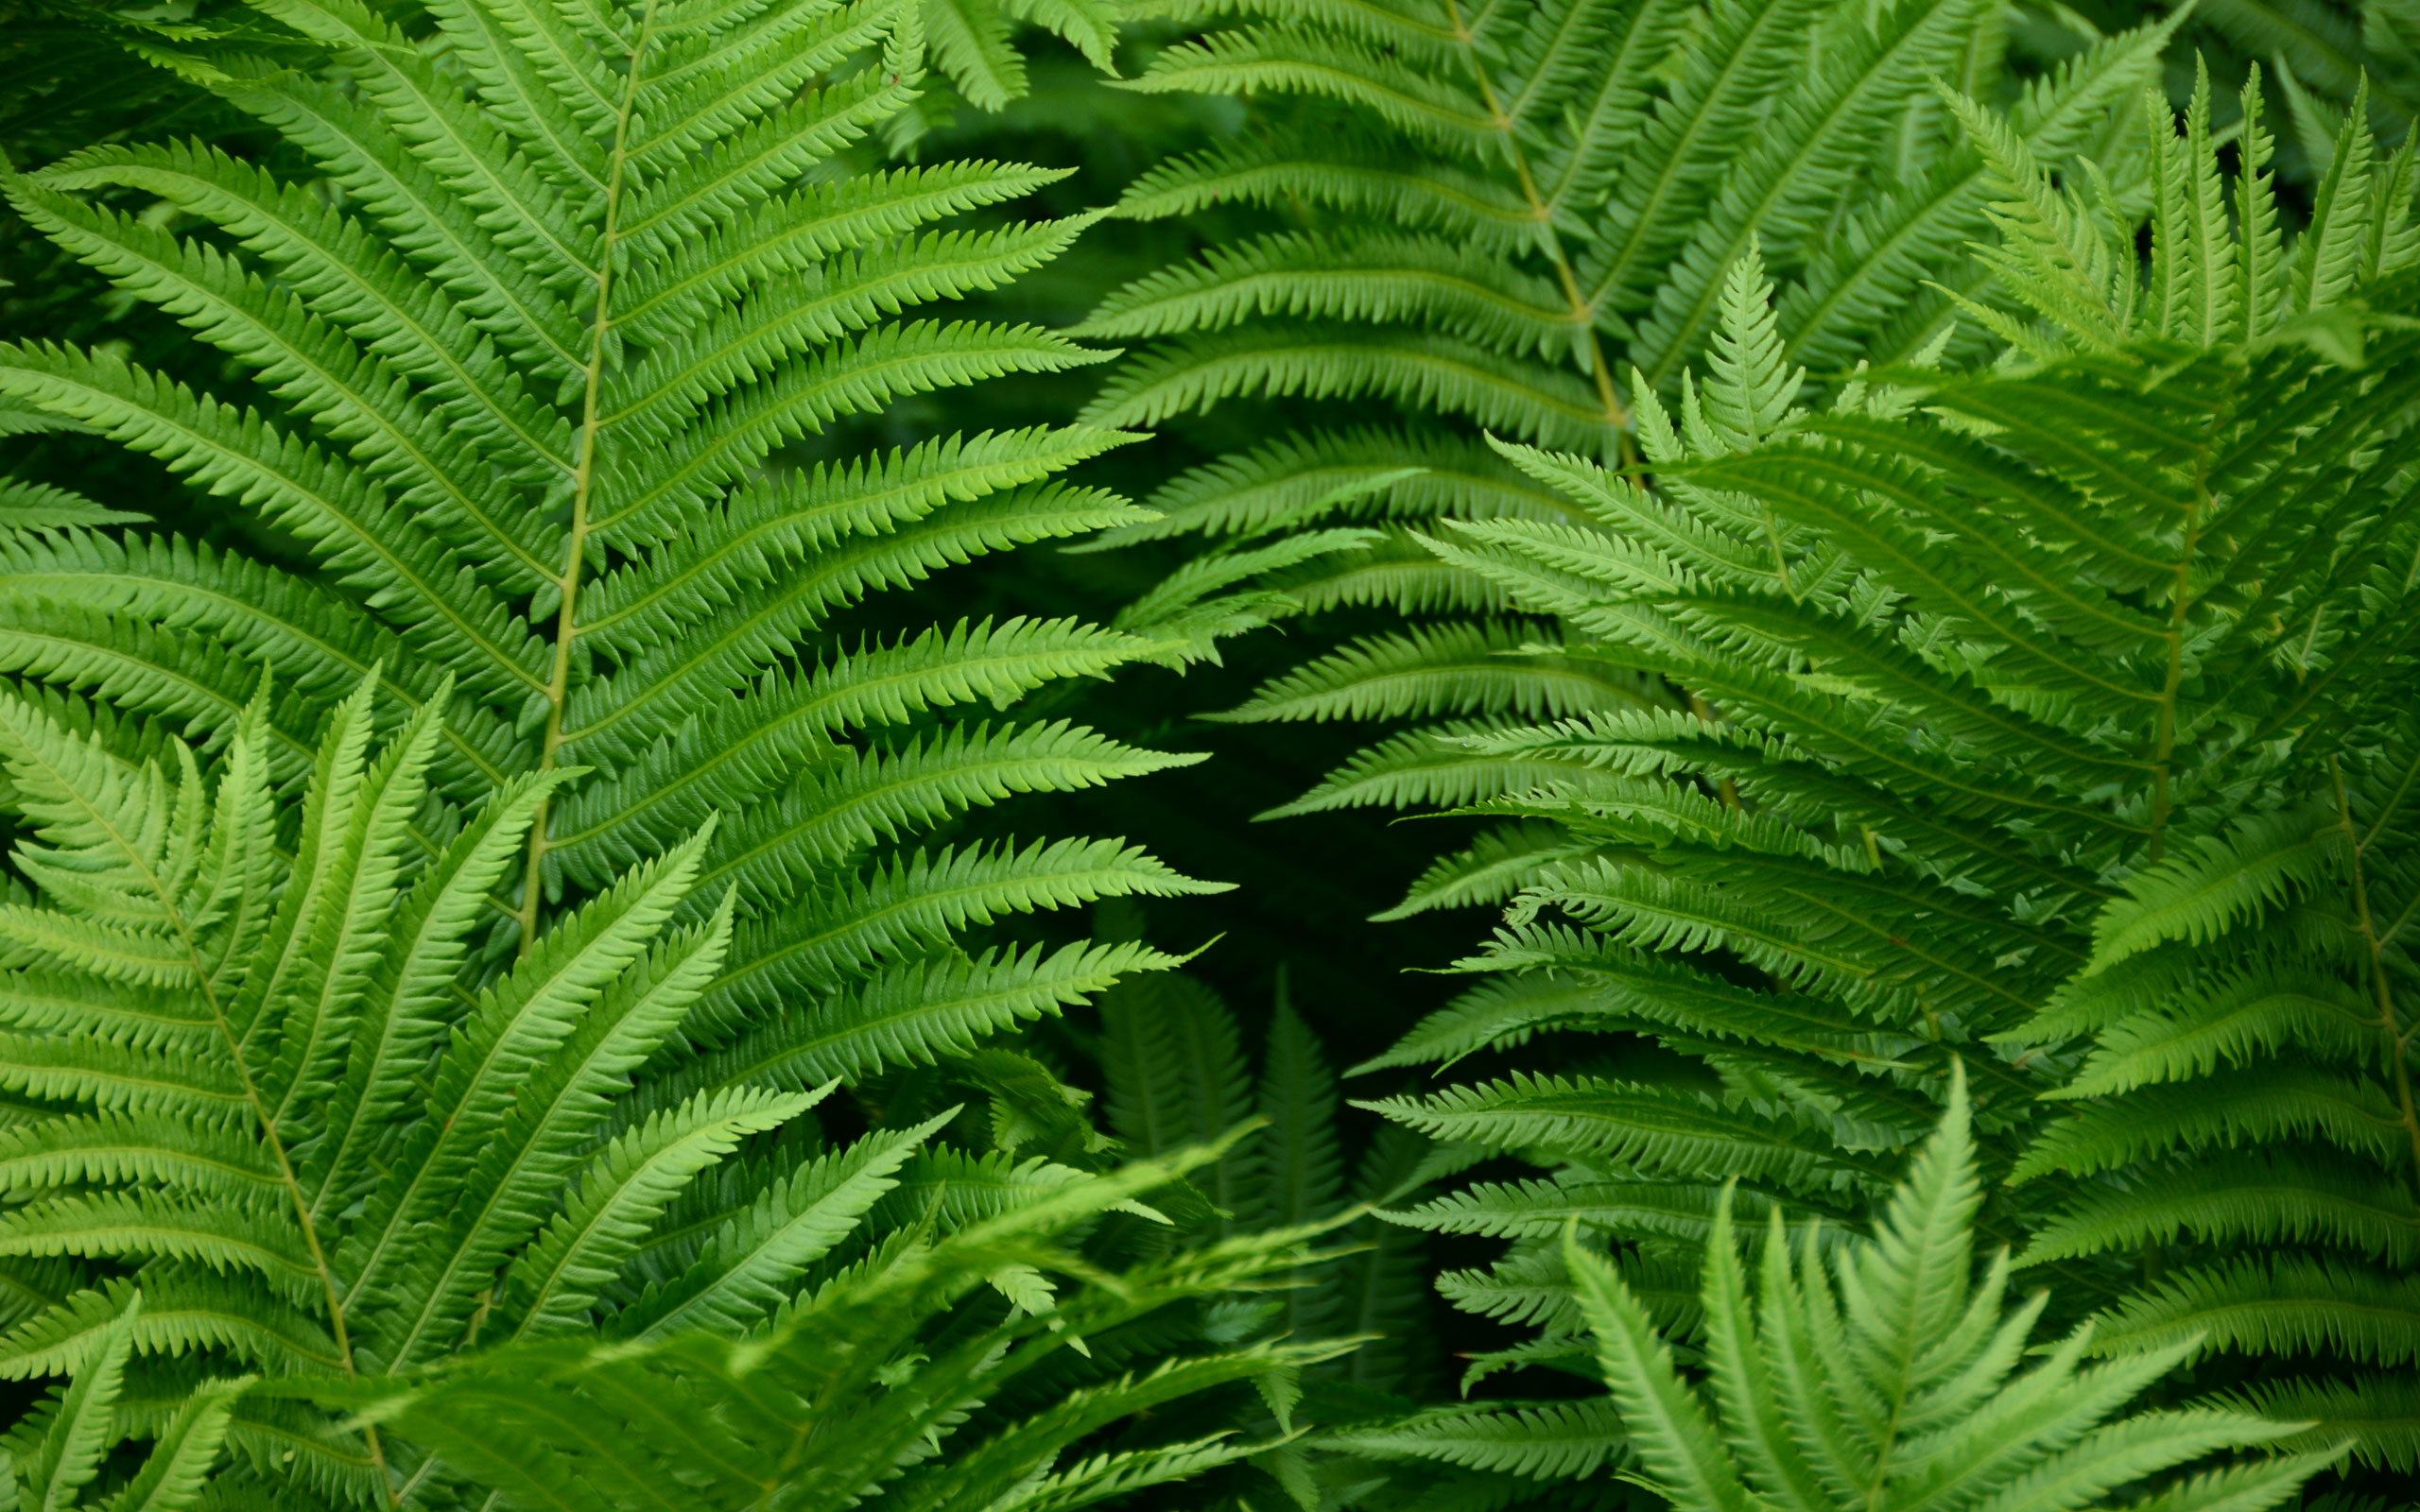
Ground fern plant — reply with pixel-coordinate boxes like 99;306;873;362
1059;0;2182;822
0;0;1218;1208
1569;1066;2347;1512
316;1139;1350;1512
0;670;1074;1505
1350;66;2420;1486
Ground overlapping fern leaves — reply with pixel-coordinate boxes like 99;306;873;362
1093;971;1526;1506
1571;1067;2347;1512
0;1298;244;1512
915;0;1129;112
1998;713;2420;1477
1350;68;2420;1486
325;1139;1349;1512
0;0;1212;1185
1989;198;2420;1467
1063;0;2179;772
0;676;1318;1512
0;675;860;1503
2177;0;2420;167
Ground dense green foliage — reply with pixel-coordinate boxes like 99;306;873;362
1350;67;2420;1490
1571;1069;2345;1512
4;0;2418;1509
0;0;1217;1177
313;1138;1348;1512
0;673;1300;1506
1069;0;2177;843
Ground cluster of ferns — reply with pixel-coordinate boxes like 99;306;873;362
0;0;2413;1509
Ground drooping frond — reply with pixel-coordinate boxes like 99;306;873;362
318;1140;1354;1512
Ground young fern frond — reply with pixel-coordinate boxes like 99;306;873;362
1564;1073;2345;1512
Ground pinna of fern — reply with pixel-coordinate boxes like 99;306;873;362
914;0;1129;115
0;0;1220;1177
0;667;1127;1507
0;1297;246;1512
314;1136;1356;1512
1349;63;2420;1482
1569;1064;2349;1512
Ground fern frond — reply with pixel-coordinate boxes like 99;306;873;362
1118;27;1493;146
0;1272;341;1381
0;1194;321;1302
607;1110;946;1341
2020;1064;2410;1178
338;825;718;1322
0;1112;279;1200
0;478;143;532
2016;1152;2420;1268
2091;1255;2420;1368
1359;1074;1874;1194
0;344;547;704
1080;326;1615;446
1325;1399;1629;1480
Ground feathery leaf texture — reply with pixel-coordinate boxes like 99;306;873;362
1352;82;2420;1486
315;1138;1353;1512
0;0;1204;1348
0;673;1318;1511
1564;1074;2343;1512
1080;0;2185;754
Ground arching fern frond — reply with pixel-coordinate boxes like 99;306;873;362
0;0;1204;1416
